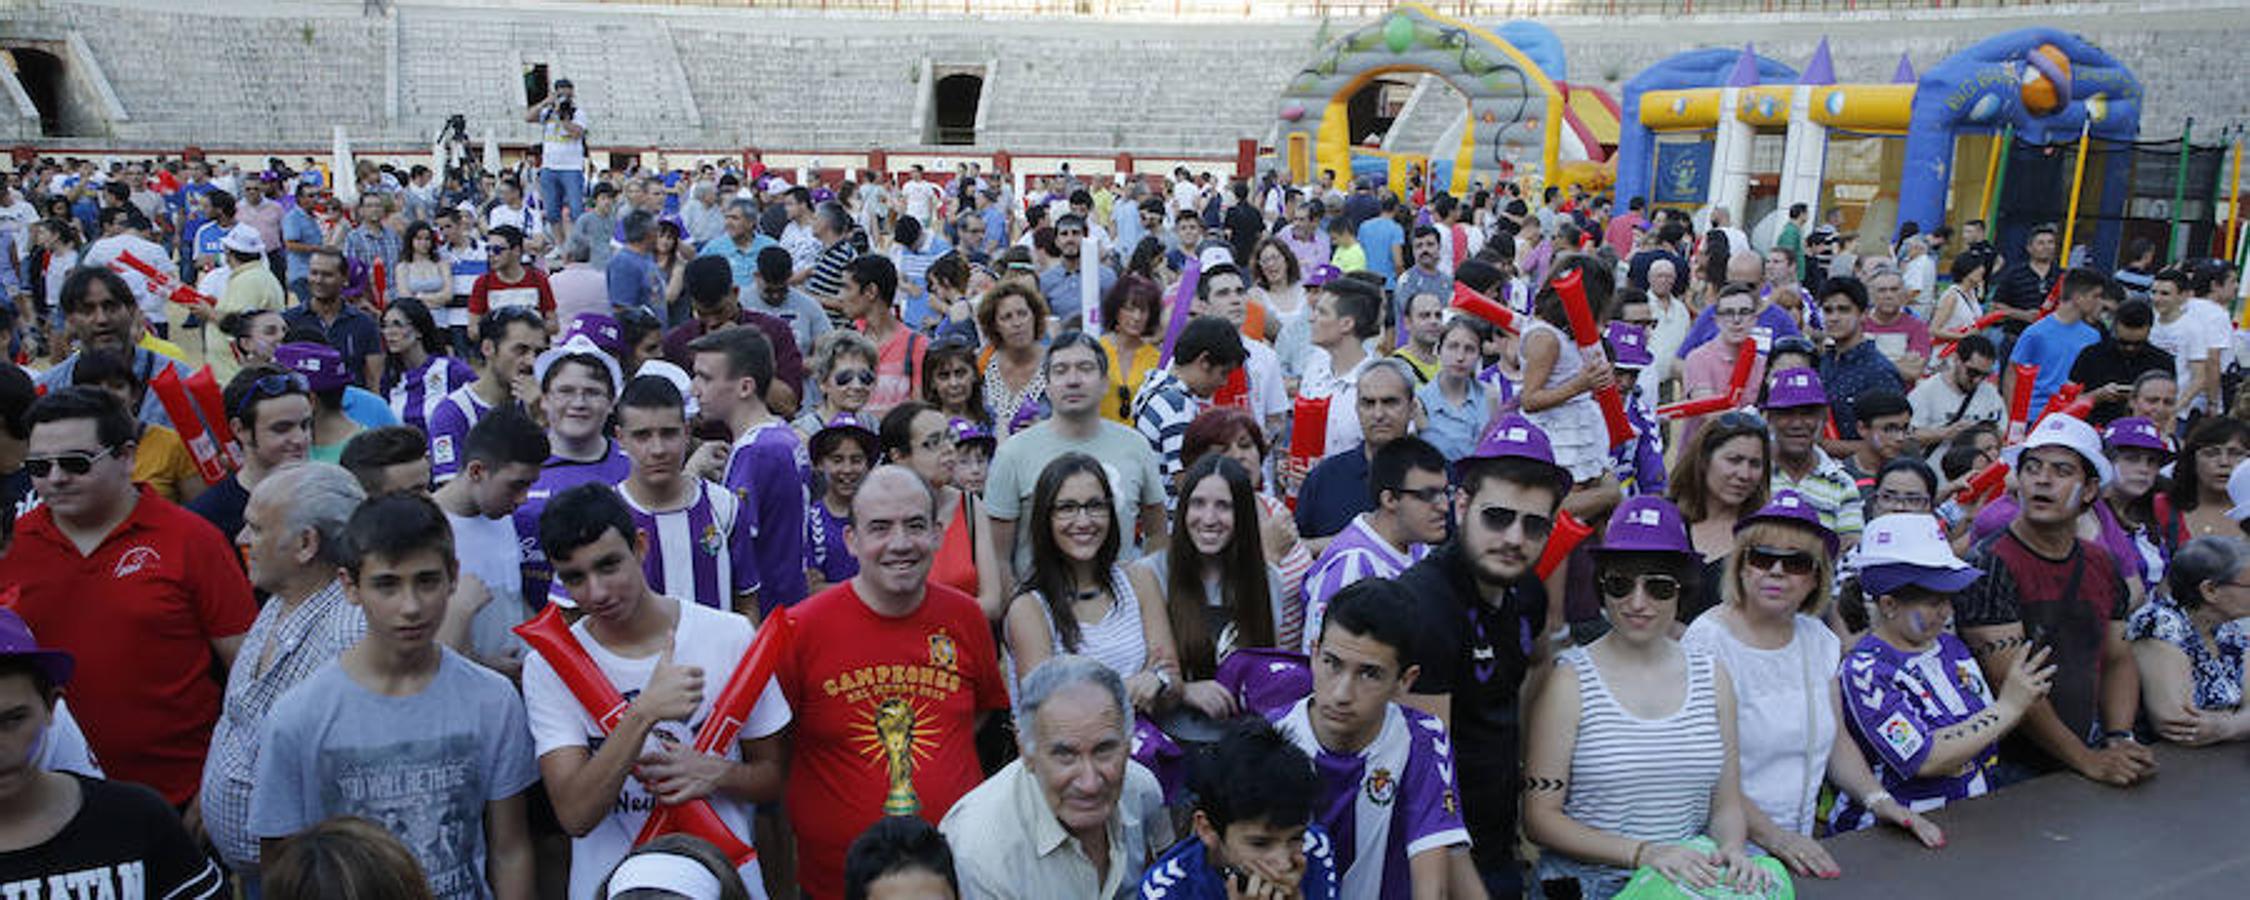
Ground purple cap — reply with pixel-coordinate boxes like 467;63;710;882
1595;496;1696;556
1605;321;1654;368
1466;413;1571;489
949;417;995;447
0;608;73;688
274;342;350;392
561;312;624;358
1734;489;1840;557
1761;366;1827;410
2103;416;2172;459
1304;263;1342;287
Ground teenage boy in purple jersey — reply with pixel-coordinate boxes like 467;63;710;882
613;373;758;614
691;324;810;614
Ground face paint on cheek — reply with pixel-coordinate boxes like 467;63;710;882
1908;609;1930;634
2063;484;2082;509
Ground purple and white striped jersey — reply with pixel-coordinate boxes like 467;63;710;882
425;385;494;483
1272;698;1470;900
805;499;856;586
723;420;813;612
1833;633;1998;832
513;442;633;605
619;478;758;611
1299;514;1428;653
387;355;477;435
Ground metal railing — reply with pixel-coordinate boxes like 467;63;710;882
591;0;2082;19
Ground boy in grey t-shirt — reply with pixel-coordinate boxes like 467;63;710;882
249;494;537;900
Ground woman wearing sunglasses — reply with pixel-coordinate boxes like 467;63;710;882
1523;495;1775;899
1683;492;1940;881
878;401;1003;620
791;330;880;441
1668;410;1772;622
1834;514;2050;835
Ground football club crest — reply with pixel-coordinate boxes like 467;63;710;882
928;633;958;671
1365;767;1397;806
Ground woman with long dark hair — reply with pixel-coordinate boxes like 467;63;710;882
2171;416;2250;540
379;297;474;434
920;337;991;430
1130;454;1281;723
1003;453;1179;714
653;219;691;322
1666;410;1773;621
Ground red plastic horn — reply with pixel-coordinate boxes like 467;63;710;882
512;607;758;865
2003;363;2038;444
1934;310;2011;358
113;250;218;311
1534;510;1592;580
1550;268;1635;449
635;611;795;845
148;367;227;485
2031;382;2083;427
1655;394;1737;420
1720;342;1760;406
1450;282;1521;336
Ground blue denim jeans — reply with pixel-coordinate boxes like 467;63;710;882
538;168;585;224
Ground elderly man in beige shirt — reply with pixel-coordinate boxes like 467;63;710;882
939;655;1171;899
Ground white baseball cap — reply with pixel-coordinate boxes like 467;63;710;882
219;223;266;255
1855;513;1983;595
531;333;623;396
2003;414;2114;487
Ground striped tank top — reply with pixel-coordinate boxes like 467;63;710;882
1559;645;1726;852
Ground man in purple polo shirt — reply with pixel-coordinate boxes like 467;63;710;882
689;324;809;614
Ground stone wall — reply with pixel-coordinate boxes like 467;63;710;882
1;0;2245;166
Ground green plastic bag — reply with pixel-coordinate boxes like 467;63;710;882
1613;836;1793;900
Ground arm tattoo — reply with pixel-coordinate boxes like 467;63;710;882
1970;635;2024;658
1932;708;2005;746
1524;776;1570;794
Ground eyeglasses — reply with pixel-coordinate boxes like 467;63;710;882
831;369;876;387
1876;490;1933;511
1713;411;1768;433
1393;484;1451;505
1478;506;1554;539
1744;545;1819;577
24;445;121;479
230;372;309;419
1715;306;1757;321
1599;572;1682;601
1053;499;1113;521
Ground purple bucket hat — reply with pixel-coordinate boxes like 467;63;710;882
1595;495;1696;557
1466;413;1571;491
561;312;624;358
1605;320;1654;369
1735;489;1840;557
274;342;350;392
949;417;995;448
0;608;73;688
2102;416;2172;460
1761;366;1827;411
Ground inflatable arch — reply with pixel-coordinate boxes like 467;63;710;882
1898;28;2142;252
1273;2;1563;194
1613;47;1799;213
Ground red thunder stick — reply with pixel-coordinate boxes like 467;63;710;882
1550;268;1635;449
370;259;388;313
1824;412;1841;441
184;366;241;469
1534;511;1593;580
512;608;757;864
1655;395;1737;420
1957;460;2010;504
113;250;218;311
1721;342;1760;405
2004;363;2038;444
1934;310;2012;358
1451;282;1522;336
635;612;795;845
148;367;226;485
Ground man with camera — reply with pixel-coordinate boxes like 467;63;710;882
525;77;588;250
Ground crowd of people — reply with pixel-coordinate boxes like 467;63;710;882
2;79;2249;900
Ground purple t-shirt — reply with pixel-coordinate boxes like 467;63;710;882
1833;633;1997;832
724;421;812;612
425;386;494;482
514;442;633;603
1273;699;1470;900
620;479;759;611
805;500;857;586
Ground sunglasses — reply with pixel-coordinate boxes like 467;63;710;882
1599;572;1682;601
1744;545;1819;576
230;372;309;419
1392;485;1451;505
1713;410;1768;433
24;445;120;479
1478;506;1554;539
832;369;876;387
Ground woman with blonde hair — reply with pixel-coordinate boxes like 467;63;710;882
1682;492;1942;881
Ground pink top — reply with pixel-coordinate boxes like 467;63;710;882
1681;339;1768;444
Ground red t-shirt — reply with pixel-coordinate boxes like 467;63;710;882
0;485;256;804
780;580;1007;899
467;267;556;318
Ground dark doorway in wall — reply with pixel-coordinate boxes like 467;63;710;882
523;63;550;107
8;49;67;136
934;73;982;145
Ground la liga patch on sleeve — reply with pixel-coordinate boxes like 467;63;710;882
1878;711;1925;761
431;435;454;466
